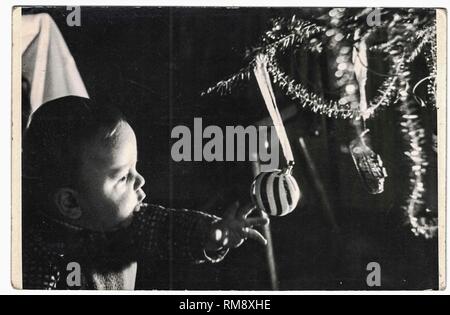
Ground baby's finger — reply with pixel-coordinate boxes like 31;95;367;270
246;228;267;246
237;204;257;219
244;217;270;227
229;230;245;248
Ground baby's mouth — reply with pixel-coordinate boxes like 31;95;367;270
138;190;147;204
137;191;146;205
115;201;147;230
134;202;143;212
134;195;147;212
116;195;147;229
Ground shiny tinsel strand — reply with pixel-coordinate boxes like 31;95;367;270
389;13;437;239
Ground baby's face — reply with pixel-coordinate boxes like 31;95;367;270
76;121;146;231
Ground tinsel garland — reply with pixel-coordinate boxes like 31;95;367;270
389;13;438;239
261;15;326;54
203;9;436;120
201;15;324;96
266;9;399;119
267;56;353;118
267;56;399;119
370;15;437;109
423;22;437;106
400;98;437;239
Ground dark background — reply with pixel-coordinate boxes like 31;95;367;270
22;7;438;290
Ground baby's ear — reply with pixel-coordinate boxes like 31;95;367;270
53;188;82;220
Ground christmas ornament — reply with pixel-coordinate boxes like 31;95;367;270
251;165;300;216
251;53;301;217
349;131;388;194
349;30;388;195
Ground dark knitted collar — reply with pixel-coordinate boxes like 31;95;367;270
24;212;136;268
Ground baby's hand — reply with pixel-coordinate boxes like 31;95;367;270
205;202;269;252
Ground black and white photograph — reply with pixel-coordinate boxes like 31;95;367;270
11;5;445;292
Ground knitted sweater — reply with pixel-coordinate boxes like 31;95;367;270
22;204;228;290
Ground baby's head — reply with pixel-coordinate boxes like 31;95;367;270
23;96;146;231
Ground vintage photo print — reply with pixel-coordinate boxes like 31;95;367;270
11;6;446;290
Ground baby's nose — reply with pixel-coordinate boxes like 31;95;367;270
135;172;146;190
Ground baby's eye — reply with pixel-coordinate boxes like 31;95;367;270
119;173;129;183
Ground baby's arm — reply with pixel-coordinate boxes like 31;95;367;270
130;204;228;263
130;202;269;264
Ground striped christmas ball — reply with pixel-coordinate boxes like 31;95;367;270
250;169;301;217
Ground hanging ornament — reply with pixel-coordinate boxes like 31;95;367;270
349;130;388;194
251;53;301;217
251;165;301;216
348;31;387;195
352;30;369;118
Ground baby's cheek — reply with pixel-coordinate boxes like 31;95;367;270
112;186;136;216
99;183;123;211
